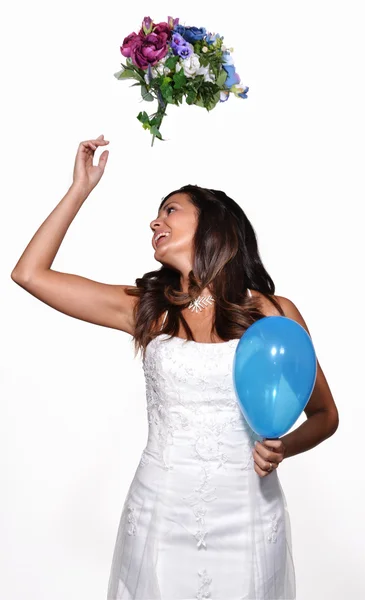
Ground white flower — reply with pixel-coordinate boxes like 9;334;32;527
176;53;201;78
154;63;165;76
202;46;208;53
150;55;169;78
196;65;216;83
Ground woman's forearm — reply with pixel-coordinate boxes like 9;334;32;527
11;183;89;280
279;410;338;460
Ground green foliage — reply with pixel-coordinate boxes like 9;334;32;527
114;62;145;85
150;126;163;140
173;69;187;90
217;68;228;87
165;55;179;70
137;104;166;146
114;68;139;81
186;87;198;105
193;82;221;110
140;85;154;102
159;77;174;103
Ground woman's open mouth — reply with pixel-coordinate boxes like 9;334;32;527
155;234;170;247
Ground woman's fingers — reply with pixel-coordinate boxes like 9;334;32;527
253;447;271;470
254;462;277;477
98;149;109;170
80;136;110;152
72;135;110;191
256;439;284;460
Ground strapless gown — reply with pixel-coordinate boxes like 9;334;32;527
107;333;296;599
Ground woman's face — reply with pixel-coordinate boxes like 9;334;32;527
150;192;198;272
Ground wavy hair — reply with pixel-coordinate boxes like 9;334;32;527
125;184;284;360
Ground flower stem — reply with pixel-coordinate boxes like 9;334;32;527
151;95;167;147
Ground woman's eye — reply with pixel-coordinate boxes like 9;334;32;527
166;206;175;214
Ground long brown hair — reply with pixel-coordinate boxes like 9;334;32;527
125;184;284;360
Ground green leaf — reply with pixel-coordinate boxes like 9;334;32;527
165;55;179;70
217;68;228;87
194;41;202;54
160;81;173;102
114;67;140;81
186;88;198;105
137;111;150;125
140;85;154;102
206;90;221;110
199;55;210;67
150;126;163;140
173;69;187;90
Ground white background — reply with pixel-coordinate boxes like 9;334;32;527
1;1;364;598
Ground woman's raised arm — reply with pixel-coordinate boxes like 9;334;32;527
11;135;137;334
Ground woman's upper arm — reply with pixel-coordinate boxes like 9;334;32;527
11;269;138;334
275;295;339;426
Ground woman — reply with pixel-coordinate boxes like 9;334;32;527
11;135;339;599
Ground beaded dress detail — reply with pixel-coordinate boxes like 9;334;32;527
107;289;296;599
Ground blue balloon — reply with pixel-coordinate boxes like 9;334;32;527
233;316;317;438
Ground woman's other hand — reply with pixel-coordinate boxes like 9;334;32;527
252;438;286;477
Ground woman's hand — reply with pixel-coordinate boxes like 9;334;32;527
72;134;109;195
252;438;286;477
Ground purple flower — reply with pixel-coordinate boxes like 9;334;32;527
120;32;139;58
152;22;172;38
171;32;192;58
137;17;172;40
168;16;179;29
141;16;153;35
128;32;169;70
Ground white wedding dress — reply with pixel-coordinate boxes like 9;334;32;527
107;290;296;599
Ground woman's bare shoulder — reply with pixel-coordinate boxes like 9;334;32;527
250;289;288;317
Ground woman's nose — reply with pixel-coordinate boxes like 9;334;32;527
151;218;162;230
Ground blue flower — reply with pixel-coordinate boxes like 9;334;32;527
171;32;193;58
206;32;221;45
222;64;240;88
238;86;249;99
230;84;250;99
174;24;206;44
222;51;234;66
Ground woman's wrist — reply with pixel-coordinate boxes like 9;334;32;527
68;181;92;202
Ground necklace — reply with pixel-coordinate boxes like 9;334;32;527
187;295;215;313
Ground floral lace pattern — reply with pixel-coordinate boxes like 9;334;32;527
183;465;218;550
268;513;279;543
126;505;137;536
196;568;212;599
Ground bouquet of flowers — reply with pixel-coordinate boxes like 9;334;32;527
114;16;249;145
